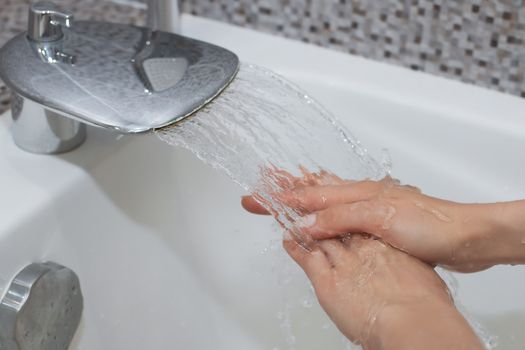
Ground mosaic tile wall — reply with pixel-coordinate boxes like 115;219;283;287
182;0;525;99
1;0;525;114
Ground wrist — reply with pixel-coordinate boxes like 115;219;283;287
458;202;525;268
365;299;483;350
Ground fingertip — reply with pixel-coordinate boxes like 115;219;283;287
241;195;271;215
241;195;252;205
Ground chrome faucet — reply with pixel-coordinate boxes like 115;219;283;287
0;1;239;154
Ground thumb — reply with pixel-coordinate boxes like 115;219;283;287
241;195;271;215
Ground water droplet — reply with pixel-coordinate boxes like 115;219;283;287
286;335;296;345
380;148;392;174
301;298;313;308
413;201;453;223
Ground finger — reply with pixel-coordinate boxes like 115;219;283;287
264;165;350;190
299;166;324;186
261;164;298;190
296;201;396;240
316;239;348;267
281;181;385;213
316;170;353;186
243;180;378;215
298;166;355;186
241;196;271;215
283;233;332;285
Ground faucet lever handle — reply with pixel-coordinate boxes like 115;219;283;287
28;2;74;42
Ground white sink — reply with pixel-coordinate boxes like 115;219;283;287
1;15;524;349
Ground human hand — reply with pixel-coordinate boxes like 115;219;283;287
243;169;485;348
281;233;483;349
243;175;525;272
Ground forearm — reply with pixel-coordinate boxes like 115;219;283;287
365;301;484;350
460;200;525;267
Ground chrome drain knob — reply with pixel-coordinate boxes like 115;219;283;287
0;262;83;350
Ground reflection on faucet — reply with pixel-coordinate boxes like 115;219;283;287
32;42;77;64
133;30;193;93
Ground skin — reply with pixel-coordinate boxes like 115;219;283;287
281;233;484;349
241;172;496;348
243;177;525;272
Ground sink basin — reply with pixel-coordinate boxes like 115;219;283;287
1;15;524;349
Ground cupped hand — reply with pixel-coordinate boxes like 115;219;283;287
282;233;483;349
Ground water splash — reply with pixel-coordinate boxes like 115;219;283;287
156;63;385;231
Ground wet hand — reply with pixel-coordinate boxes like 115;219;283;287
243;176;522;272
282;233;484;349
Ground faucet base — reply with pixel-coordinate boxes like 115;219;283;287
11;94;86;154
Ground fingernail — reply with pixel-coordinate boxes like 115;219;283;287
296;214;316;228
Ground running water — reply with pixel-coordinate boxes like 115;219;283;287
156;63;495;349
156;64;385;231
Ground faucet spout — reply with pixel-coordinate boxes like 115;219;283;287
0;1;239;154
